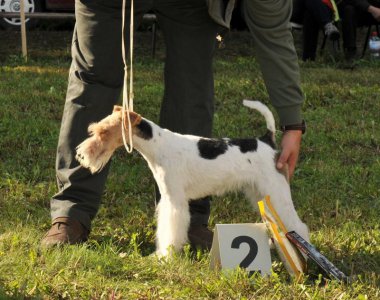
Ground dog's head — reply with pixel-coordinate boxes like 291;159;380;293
76;106;142;173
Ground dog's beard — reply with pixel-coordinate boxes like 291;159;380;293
75;136;115;174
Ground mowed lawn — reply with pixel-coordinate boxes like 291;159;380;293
0;30;379;299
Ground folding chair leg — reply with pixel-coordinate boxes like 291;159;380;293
151;22;157;58
361;25;372;58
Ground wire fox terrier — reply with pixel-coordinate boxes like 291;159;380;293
76;100;310;257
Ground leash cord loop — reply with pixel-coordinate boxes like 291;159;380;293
121;0;134;153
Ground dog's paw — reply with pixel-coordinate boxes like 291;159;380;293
154;249;169;259
153;251;171;264
155;246;179;261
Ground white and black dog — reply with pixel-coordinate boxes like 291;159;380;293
76;100;309;257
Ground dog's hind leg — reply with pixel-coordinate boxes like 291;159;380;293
246;176;310;243
267;183;309;243
155;189;190;257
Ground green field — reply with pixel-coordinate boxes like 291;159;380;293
0;30;379;299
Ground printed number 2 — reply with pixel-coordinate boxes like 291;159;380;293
231;235;258;268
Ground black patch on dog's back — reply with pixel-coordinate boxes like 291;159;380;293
197;133;274;159
198;138;228;159
228;139;258;153
259;130;276;149
136;119;153;140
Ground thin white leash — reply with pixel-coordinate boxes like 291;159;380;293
121;0;134;153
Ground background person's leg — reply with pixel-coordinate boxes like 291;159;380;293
291;0;305;25
304;0;339;41
304;0;333;26
339;4;358;56
302;11;320;61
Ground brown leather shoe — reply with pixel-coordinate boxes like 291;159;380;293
188;224;213;251
41;217;89;248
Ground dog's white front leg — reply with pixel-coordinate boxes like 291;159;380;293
155;190;190;258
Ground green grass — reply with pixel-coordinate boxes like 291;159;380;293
0;30;379;299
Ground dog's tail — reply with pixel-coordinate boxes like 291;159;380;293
243;100;276;142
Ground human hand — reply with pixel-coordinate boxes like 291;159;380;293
276;130;302;180
368;5;380;21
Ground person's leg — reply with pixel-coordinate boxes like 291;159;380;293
241;0;303;126
156;0;217;137
357;10;375;27
49;0;152;232
302;10;320;61
304;0;333;26
340;3;358;56
154;0;218;232
291;0;305;25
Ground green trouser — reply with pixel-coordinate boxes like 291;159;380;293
51;0;219;230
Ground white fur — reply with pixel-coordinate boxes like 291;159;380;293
76;100;310;257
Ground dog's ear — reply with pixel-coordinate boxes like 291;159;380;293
123;111;142;127
88;122;98;135
113;105;122;112
129;111;142;126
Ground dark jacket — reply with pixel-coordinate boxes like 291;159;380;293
341;0;380;11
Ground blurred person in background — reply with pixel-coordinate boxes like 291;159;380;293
338;0;380;60
291;0;340;61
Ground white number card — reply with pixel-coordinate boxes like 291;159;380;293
210;223;272;276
